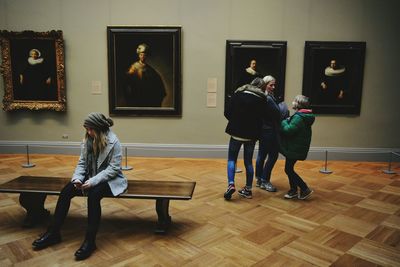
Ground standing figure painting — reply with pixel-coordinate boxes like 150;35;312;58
125;43;166;107
17;48;55;101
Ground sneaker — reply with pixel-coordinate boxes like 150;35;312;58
260;182;277;192
255;179;261;187
238;187;253;199
284;190;298;199
224;184;236;200
298;188;313;200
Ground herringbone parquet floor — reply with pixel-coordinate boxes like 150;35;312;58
0;154;399;266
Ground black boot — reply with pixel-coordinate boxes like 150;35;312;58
74;239;96;261
32;230;61;250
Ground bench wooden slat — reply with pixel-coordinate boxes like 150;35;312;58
0;176;196;200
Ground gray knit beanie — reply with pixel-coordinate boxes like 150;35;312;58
83;112;113;132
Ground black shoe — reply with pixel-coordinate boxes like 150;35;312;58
75;239;97;261
22;209;50;228
284;189;298;199
32;231;61;250
223;184;236;200
238;187;253;199
299;188;313;200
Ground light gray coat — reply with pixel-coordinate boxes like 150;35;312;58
71;131;127;196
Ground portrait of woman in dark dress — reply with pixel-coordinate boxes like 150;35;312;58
17;48;55;101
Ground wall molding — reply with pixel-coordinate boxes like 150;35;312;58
0;140;399;162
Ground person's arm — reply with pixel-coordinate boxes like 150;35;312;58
266;96;281;123
281;114;304;136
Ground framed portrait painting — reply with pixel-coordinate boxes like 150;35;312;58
0;30;66;111
107;26;182;116
302;41;366;114
225;40;287;111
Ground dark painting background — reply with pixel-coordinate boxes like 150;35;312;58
10;39;57;101
112;33;174;108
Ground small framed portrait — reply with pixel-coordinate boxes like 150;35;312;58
302;41;366;114
107;26;182;116
0;30;66;111
225;40;287;111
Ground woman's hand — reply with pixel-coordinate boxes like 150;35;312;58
81;180;91;190
73;180;82;189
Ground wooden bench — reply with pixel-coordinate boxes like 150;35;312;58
0;176;196;234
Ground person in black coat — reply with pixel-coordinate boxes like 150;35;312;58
224;77;268;200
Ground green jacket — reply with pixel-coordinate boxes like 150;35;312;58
280;109;315;160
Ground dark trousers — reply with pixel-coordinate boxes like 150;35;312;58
255;129;279;183
51;182;112;241
284;159;308;192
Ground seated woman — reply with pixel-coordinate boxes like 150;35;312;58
32;113;128;261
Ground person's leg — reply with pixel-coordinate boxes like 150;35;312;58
238;140;255;199
284;159;311;199
224;137;242;200
255;135;267;186
75;182;112;260
284;158;298;199
243;140;256;189
227;137;241;185
32;182;79;249
259;131;279;192
85;182;112;241
51;182;80;232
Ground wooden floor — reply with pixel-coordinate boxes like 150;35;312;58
0;154;399;267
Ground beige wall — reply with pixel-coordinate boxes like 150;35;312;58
0;0;399;149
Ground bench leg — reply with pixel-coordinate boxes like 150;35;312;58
19;192;49;227
155;199;171;234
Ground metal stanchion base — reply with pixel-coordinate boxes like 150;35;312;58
122;166;133;171
235;168;242;173
383;169;396;174
319;169;333;174
22;163;35;168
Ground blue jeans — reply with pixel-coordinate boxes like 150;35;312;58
255;129;279;183
227;137;256;188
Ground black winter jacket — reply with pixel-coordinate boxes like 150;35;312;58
224;85;268;140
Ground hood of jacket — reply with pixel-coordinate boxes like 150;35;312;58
296;109;315;126
235;84;265;99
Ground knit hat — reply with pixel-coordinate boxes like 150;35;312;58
83;113;113;132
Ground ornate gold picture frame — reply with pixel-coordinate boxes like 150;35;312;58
0;30;66;111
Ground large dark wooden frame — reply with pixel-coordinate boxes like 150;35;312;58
0;30;66;111
302;41;366;115
107;26;182;116
225;40;287;111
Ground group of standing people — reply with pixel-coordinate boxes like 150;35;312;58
224;75;315;201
